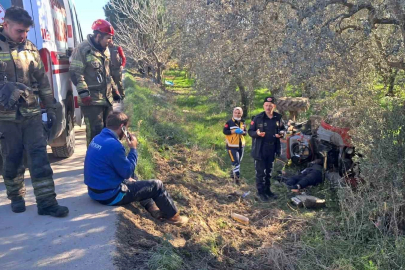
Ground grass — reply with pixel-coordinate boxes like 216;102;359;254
147;241;183;270
121;70;405;270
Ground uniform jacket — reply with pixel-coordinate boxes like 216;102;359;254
248;111;284;160
84;128;137;201
70;35;115;106
223;118;246;148
109;45;126;70
0;27;54;121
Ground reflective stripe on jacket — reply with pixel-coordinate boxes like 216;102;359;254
223;118;246;148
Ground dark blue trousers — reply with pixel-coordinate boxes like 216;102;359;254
227;147;244;178
115;179;178;219
255;145;275;193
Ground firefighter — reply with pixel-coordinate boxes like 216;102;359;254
223;107;246;185
248;97;285;201
0;7;69;217
108;40;126;98
70;19;121;146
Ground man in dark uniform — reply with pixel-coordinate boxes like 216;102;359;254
0;7;68;216
249;97;284;201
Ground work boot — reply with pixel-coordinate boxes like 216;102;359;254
11;198;26;213
146;203;163;219
229;170;234;179
265;189;278;199
38;204;69;217
257;193;269;202
234;175;241;186
165;213;189;226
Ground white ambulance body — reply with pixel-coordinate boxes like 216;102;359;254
0;0;83;158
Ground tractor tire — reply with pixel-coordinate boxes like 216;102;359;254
277;97;310;112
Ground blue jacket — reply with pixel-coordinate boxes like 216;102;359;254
84;128;138;201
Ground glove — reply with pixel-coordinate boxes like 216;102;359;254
0;82;29;109
113;91;122;101
81;96;92;105
47;109;56;129
235;128;244;134
79;91;92;106
276;150;281;158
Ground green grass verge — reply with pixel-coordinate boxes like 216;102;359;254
123;70;405;270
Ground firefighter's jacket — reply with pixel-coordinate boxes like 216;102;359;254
223;118;246;148
109;45;125;70
70;35;115;106
0;27;54;121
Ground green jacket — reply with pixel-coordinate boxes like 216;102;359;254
70;35;115;106
0;28;54;121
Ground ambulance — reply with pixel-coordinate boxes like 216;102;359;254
0;0;83;158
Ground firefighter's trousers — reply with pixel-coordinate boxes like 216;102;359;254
0;114;57;208
81;105;113;146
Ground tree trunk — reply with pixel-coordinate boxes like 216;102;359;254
387;69;398;97
236;77;249;118
152;51;162;85
156;63;162;85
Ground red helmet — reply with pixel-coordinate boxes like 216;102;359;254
91;19;114;35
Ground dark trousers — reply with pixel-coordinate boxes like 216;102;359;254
81;105;113;146
255;146;275;193
227;147;244;178
115;179;178;219
111;68;124;96
0;115;57;207
286;171;322;189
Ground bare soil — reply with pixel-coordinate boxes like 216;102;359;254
114;145;306;270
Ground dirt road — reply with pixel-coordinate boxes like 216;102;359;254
0;126;118;270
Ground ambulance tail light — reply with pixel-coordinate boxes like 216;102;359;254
74;96;79;108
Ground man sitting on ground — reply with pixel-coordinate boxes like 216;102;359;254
83;112;188;226
286;159;324;190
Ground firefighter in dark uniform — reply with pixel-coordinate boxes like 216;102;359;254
223;107;246;185
0;7;68;216
70;19;121;146
248;97;285;201
108;40;126;98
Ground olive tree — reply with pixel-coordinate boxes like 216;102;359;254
168;0;405;113
105;0;178;84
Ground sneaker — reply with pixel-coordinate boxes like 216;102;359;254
146;204;163;219
165;213;189;226
38;204;69;217
265;189;278;199
257;193;269;202
11;198;26;213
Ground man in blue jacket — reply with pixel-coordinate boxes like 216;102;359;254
249;97;285;202
84;112;188;226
